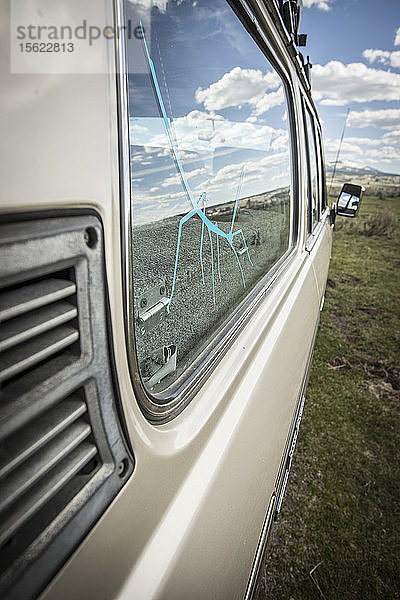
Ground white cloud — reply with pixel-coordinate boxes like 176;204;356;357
312;61;400;105
161;173;180;188
131;111;286;157
371;146;400;162
253;87;285;116
395;27;400;46
161;166;207;188
195;67;281;113
325;132;400;171
382;129;400;145
342;136;381;147
134;147;291;224
362;49;391;64
194;151;290;198
130;123;150;137
363;48;400;68
391;51;400;68
185;110;225;122
347;108;400;130
128;0;168;10
303;0;332;9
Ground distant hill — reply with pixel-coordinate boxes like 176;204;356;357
326;162;400;198
326;162;400;177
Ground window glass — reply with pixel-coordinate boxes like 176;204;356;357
305;108;319;232
125;0;293;394
317;128;327;210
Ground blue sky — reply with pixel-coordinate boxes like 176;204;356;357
301;0;400;173
127;0;399;225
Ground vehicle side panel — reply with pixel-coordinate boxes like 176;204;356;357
0;1;332;598
40;250;319;600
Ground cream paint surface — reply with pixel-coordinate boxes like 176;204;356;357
1;1;331;597
119;257;319;599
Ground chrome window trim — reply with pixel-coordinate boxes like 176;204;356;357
114;0;134;392
243;493;277;600
302;92;327;247
115;0;301;423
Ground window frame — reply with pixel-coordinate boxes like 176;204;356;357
303;99;320;234
117;0;301;423
301;93;329;251
316;126;328;211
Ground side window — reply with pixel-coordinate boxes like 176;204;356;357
125;0;294;397
304;106;320;233
316;128;327;211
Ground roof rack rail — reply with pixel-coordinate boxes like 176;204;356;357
260;0;311;91
280;0;306;47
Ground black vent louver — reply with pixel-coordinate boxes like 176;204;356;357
0;216;134;600
0;277;79;384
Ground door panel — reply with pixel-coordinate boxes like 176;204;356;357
39;252;320;600
113;253;320;600
309;216;333;302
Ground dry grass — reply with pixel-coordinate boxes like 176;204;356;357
362;206;398;237
255;193;400;600
335;205;398;238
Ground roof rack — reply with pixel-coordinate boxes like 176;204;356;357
256;0;312;90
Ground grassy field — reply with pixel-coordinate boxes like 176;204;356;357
256;193;400;600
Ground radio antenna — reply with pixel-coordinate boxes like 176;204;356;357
329;107;350;196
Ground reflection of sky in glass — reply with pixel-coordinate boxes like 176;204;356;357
305;108;318;226
127;0;291;225
338;192;351;208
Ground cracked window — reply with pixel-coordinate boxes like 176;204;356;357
125;0;294;396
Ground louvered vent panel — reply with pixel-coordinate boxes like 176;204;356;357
0;277;79;384
0;216;134;600
0;390;98;548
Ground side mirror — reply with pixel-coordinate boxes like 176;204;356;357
336;183;365;218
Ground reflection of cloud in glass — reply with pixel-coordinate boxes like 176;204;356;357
127;4;291;227
129;90;291;224
130;114;286;154
195;67;281;112
161;167;207;188
131;145;290;225
127;0;168;11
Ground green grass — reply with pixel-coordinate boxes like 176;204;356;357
256;194;400;600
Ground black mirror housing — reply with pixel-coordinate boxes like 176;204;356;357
336;183;365;218
329;202;337;226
